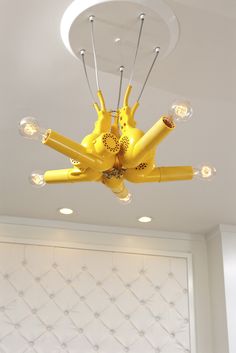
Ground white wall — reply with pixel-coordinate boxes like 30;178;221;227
221;227;236;353
0;217;213;353
206;229;229;353
207;225;236;353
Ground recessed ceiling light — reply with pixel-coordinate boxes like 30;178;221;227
138;216;152;223
59;208;74;215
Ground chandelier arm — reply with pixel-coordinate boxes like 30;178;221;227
117;66;124;110
129;13;145;86
42;129;115;172
124;166;194;183
89;15;100;92
44;168;101;183
130;116;174;166
136;47;160;102
80;50;97;103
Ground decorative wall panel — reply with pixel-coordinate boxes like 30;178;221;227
0;243;193;353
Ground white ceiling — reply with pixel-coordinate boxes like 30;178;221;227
0;0;235;235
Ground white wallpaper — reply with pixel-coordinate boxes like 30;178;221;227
0;243;191;353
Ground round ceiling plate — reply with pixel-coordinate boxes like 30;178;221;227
61;0;179;77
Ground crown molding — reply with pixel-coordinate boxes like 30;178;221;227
219;224;236;234
205;225;222;241
205;224;236;241
0;216;203;242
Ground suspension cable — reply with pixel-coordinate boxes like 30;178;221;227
136;47;160;102
80;49;96;103
89;15;100;91
129;13;145;86
117;66;124;110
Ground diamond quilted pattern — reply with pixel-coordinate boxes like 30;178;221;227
100;305;125;329
129;338;153;353
40;269;66;294
0;243;192;353
72;271;96;296
4;297;31;322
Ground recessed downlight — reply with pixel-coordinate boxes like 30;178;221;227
59;208;74;215
138;216;152;223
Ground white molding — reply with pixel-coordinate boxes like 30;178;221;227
205;225;222;241
0;216;203;241
187;253;197;353
220;224;236;234
0;234;190;258
205;224;236;241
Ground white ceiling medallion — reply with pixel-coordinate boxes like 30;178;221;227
61;0;179;77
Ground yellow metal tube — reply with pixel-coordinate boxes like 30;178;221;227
124;166;193;183
123;85;132;106
132;117;175;164
44;168;101;184
97;90;106;111
159;166;193;182
43;129;115;172
131;101;139;116
123;85;139;117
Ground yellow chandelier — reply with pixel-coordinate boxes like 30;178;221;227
19;3;215;204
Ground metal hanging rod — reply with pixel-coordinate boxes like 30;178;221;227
80;49;96;103
129;13;145;86
137;47;160;102
117;66;124;110
89;15;100;92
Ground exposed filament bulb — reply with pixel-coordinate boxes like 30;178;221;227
29;171;46;187
194;164;216;180
169;100;193;122
19;117;46;141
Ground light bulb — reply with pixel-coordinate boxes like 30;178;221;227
194;164;216;180
169;100;193;122
119;193;132;205
29;171;46;187
19;117;46;140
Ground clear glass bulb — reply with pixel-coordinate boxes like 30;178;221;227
169;100;193;122
119;193;132;205
29;171;46;187
194;164;216;180
19;117;46;140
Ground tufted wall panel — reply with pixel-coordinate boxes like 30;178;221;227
0;242;193;353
